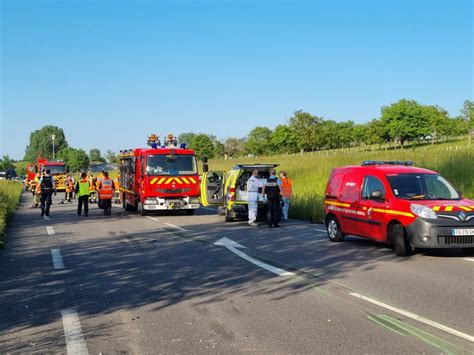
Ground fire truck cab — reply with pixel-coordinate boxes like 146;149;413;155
119;135;201;216
26;159;67;191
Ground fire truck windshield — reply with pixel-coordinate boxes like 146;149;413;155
146;155;197;176
44;165;66;174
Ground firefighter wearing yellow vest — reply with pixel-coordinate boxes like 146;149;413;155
279;171;293;221
98;171;114;216
75;172;90;217
113;174;121;204
89;174;97;203
30;173;41;208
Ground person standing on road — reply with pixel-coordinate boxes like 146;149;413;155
279;171;293;221
247;169;263;226
263;168;281;228
39;169;56;217
75;172;90;217
98;171;114;216
64;174;75;202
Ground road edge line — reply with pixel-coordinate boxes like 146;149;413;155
350;292;474;343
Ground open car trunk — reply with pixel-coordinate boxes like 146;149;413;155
235;169;271;202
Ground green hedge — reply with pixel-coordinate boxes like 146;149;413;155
0;180;23;248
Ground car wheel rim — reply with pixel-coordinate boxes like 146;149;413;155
328;220;337;239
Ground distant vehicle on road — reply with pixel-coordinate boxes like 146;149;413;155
118;133;201;216
201;164;278;222
26;159;68;191
324;160;474;256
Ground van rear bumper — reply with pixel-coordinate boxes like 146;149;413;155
406;218;474;249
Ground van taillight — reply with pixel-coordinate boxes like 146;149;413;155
230;187;236;201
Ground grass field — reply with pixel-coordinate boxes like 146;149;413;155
206;140;474;222
0;180;23;248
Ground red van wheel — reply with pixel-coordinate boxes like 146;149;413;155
391;224;412;257
326;215;345;242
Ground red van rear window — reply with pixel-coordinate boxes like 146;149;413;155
326;173;343;199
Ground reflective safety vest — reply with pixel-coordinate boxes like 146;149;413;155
89;177;96;191
114;178;120;190
99;178;114;200
78;179;90;197
281;178;293;198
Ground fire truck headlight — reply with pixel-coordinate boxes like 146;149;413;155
144;198;157;205
410;204;437;219
190;198;200;204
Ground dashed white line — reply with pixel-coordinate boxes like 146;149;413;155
51;249;65;270
350;292;474;343
164;223;188;232
43;216;50;221
61;309;89;355
462;258;474;262
146;216;159;221
46;226;55;235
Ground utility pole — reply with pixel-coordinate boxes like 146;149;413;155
52;134;56;160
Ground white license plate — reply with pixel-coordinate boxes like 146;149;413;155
452;229;474;236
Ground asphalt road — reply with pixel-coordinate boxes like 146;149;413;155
0;193;473;354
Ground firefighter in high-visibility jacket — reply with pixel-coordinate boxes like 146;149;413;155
89;174;97;203
279;171;293;221
98;171;114;216
75;172;90;217
30;173;41;208
113;175;121;204
64;174;75;202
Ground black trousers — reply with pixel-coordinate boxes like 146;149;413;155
40;192;53;216
77;195;89;215
267;199;281;226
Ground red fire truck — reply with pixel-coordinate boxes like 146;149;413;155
118;134;201;216
26;158;67;191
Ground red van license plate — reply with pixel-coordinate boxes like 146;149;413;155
452;229;474;236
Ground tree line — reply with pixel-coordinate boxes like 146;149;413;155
180;99;474;159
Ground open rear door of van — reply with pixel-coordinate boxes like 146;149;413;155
200;171;226;206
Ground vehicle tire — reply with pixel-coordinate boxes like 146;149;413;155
137;201;147;216
326;215;345;242
392;224;412;257
185;209;195;216
217;206;226;216
225;209;234;222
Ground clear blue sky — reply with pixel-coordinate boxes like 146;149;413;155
1;0;472;160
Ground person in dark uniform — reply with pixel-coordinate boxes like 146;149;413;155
39;169;56;217
262;168;281;228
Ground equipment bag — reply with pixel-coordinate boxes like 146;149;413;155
41;176;54;193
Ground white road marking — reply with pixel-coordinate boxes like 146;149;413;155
214;237;295;276
462;258;474;262
43;216;50;220
46;226;55;235
51;249;65;270
350;292;474;343
164;223;187;232
61;309;89;355
146;216;159;221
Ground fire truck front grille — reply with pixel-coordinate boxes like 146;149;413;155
157;188;192;194
437;236;474;245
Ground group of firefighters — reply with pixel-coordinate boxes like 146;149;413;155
28;170;120;217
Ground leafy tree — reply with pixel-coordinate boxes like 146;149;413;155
105;150;119;164
460;100;474;147
24;125;68;161
57;148;89;172
178;132;197;145
189;134;215;159
380;99;430;145
224;137;246;157
366;119;389;146
0;155;15;171
89;148;105;162
352;124;368;147
270;125;299;154
213;140;225;158
422;105;450;142
288;111;323;152
245;127;273;156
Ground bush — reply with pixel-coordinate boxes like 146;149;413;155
0;180;23;247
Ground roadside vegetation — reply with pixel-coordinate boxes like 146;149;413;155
0;180;23;248
207;140;474;222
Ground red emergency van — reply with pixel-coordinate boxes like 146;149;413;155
324;161;474;256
